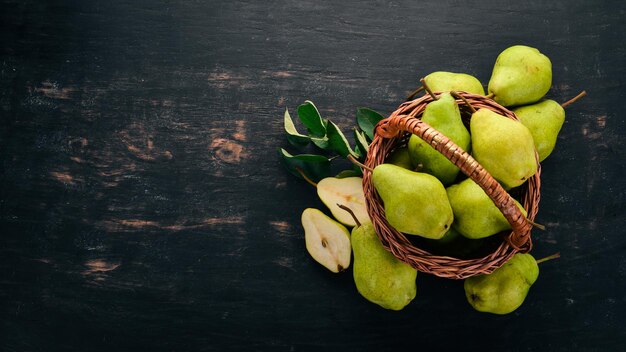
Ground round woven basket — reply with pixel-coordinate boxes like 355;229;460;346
362;91;541;279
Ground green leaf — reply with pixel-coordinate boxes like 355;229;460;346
336;169;362;178
326;120;356;158
356;107;386;140
298;101;327;138
279;148;331;182
283;108;310;147
310;134;330;150
354;129;370;157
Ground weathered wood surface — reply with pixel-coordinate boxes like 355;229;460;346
1;0;625;351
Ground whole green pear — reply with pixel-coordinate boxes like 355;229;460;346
447;178;527;239
436;226;462;245
372;164;453;239
513;99;565;162
387;146;414;170
408;93;471;185
424;71;485;95
470;109;537;189
464;253;539;314
488;45;552;107
352;221;417;310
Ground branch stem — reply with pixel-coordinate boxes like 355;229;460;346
295;167;318;187
347;154;374;172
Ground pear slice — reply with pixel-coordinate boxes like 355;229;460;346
317;177;369;227
301;208;351;273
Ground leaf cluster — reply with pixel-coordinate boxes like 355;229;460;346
280;101;385;182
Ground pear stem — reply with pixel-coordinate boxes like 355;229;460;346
420;78;438;100
406;86;425;100
295;167;318;187
535;252;561;265
486;92;495;99
337;203;361;227
527;219;546;230
347;154;374;172
450;91;477;113
560;90;587;108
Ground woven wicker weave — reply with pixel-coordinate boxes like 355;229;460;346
362;92;541;279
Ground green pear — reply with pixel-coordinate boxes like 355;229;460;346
352;221;417;310
464;253;539;314
301;208;351;273
436;226;462;245
407;93;471;185
470;109;537;189
513;100;565;162
387;147;415;170
424;71;485;95
447;178;527;239
372;164;453;239
488;45;552;107
317;177;368;227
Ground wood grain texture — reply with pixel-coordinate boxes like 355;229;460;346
1;0;625;351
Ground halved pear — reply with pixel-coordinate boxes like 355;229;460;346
317;177;369;227
301;208;351;273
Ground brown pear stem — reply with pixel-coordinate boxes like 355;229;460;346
295;167;318;187
527;219;546;230
450;91;477;113
347;154;374;172
337;203;361;227
560;90;587;108
535;252;561;265
486;92;495;99
420;78;438;100
406;85;425;100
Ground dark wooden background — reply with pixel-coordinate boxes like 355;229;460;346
1;0;625;351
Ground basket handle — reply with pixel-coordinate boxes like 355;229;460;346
373;111;533;251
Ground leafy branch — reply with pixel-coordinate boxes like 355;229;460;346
279;101;385;182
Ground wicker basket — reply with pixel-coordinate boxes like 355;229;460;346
362;91;541;279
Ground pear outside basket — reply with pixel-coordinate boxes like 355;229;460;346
362;92;541;279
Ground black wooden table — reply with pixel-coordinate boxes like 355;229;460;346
2;1;625;351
